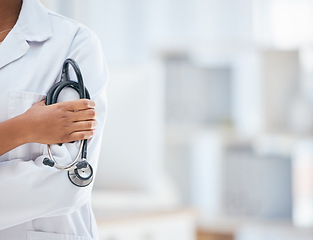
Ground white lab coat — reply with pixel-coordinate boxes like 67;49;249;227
0;0;107;239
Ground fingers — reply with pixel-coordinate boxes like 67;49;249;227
71;109;96;122
62;99;95;111
27;99;98;145
68;130;94;142
64;120;97;143
34;99;95;111
70;120;97;132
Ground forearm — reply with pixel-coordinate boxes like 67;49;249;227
0;113;30;156
0;89;106;230
0;98;96;157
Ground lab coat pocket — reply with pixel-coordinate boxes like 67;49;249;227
8;91;45;161
27;231;92;240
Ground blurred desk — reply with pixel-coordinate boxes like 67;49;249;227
236;220;313;240
196;218;236;240
197;230;233;240
95;208;198;240
197;217;313;240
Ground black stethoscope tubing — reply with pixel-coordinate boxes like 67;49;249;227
43;58;93;187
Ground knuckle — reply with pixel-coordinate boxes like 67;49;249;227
55;104;62;111
60;134;68;143
89;110;96;118
56;102;66;110
79;132;86;139
82;99;89;108
60;114;70;123
86;122;93;129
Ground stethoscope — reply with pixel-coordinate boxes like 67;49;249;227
42;58;93;187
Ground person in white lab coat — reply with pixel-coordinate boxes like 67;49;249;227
0;0;107;239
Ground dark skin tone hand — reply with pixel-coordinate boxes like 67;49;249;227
0;0;98;156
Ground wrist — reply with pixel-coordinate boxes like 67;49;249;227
16;112;35;144
0;112;35;156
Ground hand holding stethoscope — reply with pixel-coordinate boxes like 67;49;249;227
26;59;96;187
41;59;95;187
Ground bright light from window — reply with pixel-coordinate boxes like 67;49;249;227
269;0;313;48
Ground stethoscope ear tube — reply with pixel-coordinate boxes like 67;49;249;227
43;59;93;187
45;141;84;171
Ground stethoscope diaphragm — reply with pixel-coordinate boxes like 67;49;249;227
43;58;93;187
68;162;93;187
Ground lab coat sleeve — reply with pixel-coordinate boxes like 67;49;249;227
0;27;108;230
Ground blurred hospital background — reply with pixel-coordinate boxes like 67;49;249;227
41;0;313;239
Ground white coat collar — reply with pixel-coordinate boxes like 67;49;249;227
18;0;52;42
0;0;52;69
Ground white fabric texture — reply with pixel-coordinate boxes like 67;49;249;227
0;0;108;239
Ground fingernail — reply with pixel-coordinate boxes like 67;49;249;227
88;101;95;108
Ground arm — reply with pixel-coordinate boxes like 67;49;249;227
0;99;96;157
0;114;29;156
0;28;108;230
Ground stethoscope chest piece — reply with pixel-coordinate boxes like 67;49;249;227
68;162;94;187
43;58;94;188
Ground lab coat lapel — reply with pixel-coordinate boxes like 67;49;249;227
0;27;29;69
0;0;52;69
